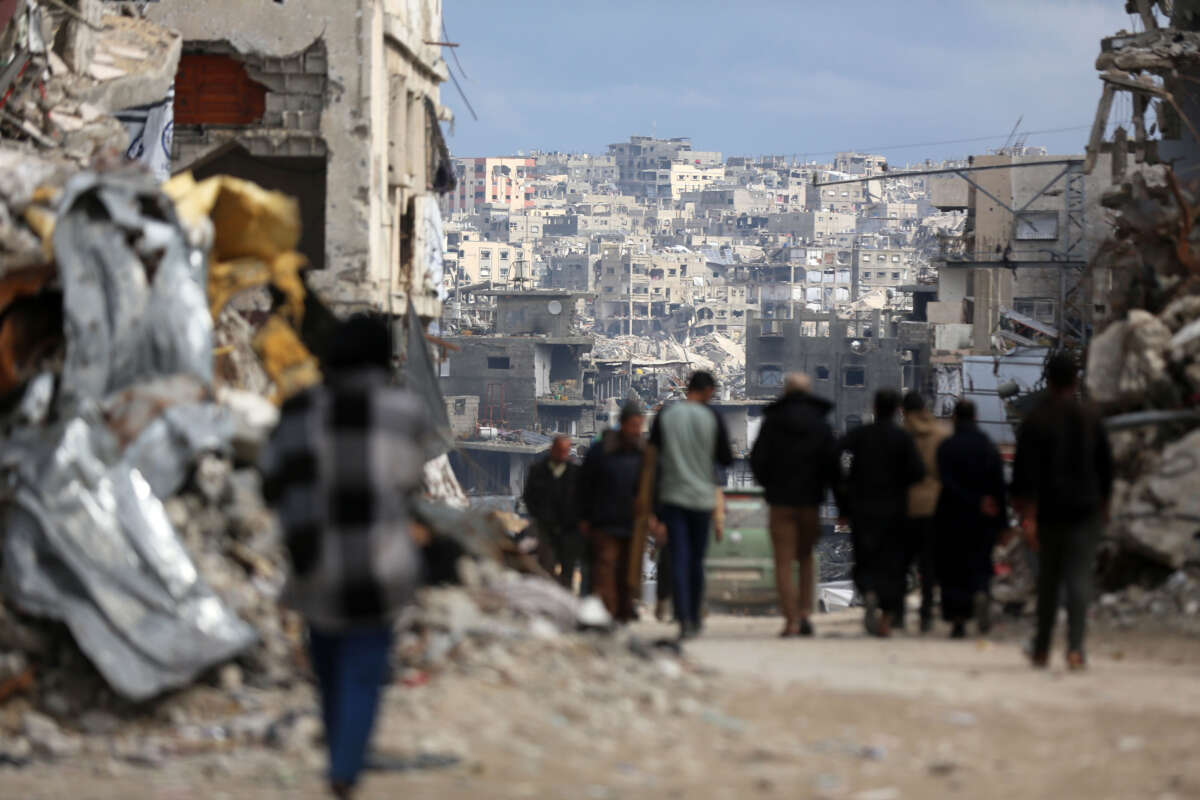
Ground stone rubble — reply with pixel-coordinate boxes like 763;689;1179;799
1085;165;1200;598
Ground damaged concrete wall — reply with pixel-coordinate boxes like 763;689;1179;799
746;314;904;433
146;0;449;318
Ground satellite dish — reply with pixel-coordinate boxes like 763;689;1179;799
547;300;563;315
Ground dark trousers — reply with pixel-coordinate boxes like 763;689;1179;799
1034;515;1101;655
308;625;393;787
592;529;634;622
536;520;582;591
903;516;937;623
850;514;907;617
656;545;673;603
936;522;998;622
662;504;713;628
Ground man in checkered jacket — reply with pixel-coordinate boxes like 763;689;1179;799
261;314;429;799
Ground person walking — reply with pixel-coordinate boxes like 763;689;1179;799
647;371;734;639
1012;352;1114;670
750;372;839;638
835;389;925;637
523;435;582;590
261;314;428;800
901;391;950;633
934;400;1007;639
578;401;645;622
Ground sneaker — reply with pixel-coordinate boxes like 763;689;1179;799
798;618;814;637
973;591;992;635
1066;651;1087;671
679;621;700;640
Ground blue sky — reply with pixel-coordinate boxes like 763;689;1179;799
440;0;1135;165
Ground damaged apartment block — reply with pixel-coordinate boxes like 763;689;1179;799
746;309;917;434
439;291;595;436
145;0;455;319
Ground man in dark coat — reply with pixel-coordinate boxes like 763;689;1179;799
523;435;582;590
578;401;645;622
1012;352;1114;670
750;372;839;637
836;389;925;637
935;400;1007;639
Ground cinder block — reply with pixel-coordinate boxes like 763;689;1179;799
304;51;328;74
264;93;285;113
284;73;324;94
285;93;305;112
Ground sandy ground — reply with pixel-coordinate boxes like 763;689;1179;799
3;607;1200;799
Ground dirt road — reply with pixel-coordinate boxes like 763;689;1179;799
3;609;1199;799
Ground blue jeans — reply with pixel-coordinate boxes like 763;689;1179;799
308;625;393;787
662;504;713;628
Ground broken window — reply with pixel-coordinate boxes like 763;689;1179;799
481;250;492;260
863;272;872;279
454;398;467;414
892;272;900;280
487;356;511;369
844;368;866;387
815;365;831;380
759;366;783;386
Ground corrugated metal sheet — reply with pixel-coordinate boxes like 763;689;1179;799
961;347;1047;446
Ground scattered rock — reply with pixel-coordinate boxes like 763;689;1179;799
23;711;82;760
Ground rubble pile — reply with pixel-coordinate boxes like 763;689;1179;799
591;331;746;399
1086;166;1200;594
0;169;702;770
0;2;180;172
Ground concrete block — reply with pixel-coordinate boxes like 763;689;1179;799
285;73;324;94
264;93;285;113
261;110;284;127
285;93;305;112
299;94;325;112
926;301;963;325
304;51;328;75
297;111;321;132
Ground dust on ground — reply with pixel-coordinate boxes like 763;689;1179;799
3;609;1199;800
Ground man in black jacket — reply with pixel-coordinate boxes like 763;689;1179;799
523;435;581;590
578;401;645;622
750;373;839;637
935;400;1007;639
836;389;925;637
1012;352;1113;670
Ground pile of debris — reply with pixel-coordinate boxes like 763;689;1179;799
1086;165;1200;595
0;2;180;178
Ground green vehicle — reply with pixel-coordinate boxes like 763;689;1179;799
705;488;821;608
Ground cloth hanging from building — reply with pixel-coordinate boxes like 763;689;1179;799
424;96;456;194
115;84;175;182
403;298;454;460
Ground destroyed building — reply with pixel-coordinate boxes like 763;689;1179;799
144;0;453;318
746;310;913;434
438;291;595;439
